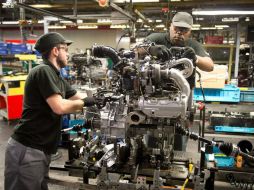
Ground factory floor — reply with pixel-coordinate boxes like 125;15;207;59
0;103;254;190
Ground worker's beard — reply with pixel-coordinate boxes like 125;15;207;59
171;37;185;47
56;56;67;68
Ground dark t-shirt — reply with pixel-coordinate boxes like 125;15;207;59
12;60;76;154
145;32;210;57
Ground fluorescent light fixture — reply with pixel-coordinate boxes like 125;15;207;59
31;4;54;8
144;25;150;28
110;24;129;29
112;0;159;2
193;9;254;15
191;28;200;31
215;25;229;28
195;17;204;21
222;17;239;22
192;24;201;28
97;19;112;23
148;19;153;23
78;25;98;29
200;27;223;30
201;27;217;30
155;19;162;23
48;25;66;29
60;20;73;24
2;21;19;24
77;20;83;24
155;24;165;28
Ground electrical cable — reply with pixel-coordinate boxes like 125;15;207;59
196;69;206;102
181;163;194;190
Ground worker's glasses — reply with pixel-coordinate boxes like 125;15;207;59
173;26;190;34
57;46;68;52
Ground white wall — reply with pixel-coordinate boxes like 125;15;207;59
0;28;130;53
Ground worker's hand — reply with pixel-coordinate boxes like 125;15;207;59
181;47;197;65
83;97;97;107
148;45;171;61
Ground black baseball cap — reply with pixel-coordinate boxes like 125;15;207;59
172;12;193;29
34;32;73;53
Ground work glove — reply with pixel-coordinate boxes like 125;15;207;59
148;45;171;61
83;97;97;107
181;47;197;65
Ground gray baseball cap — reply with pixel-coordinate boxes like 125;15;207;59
35;32;73;53
172;12;193;28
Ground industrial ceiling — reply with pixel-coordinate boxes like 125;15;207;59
1;0;254;30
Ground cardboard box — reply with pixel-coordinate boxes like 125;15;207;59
195;65;228;89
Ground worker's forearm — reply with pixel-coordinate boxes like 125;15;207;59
57;99;84;115
196;56;214;72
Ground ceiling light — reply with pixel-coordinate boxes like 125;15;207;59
155;19;162;23
97;19;112;24
30;4;54;8
78;25;98;29
192;24;201;28
192;28;200;31
2;21;19;24
222;17;239;22
110;24;129;29
201;27;217;30
215;25;229;28
48;25;66;29
112;0;159;2
77;20;83;24
193;9;254;15
245;17;250;22
195;17;204;21
60;20;73;24
155;24;165;28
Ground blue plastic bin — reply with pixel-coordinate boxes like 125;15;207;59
194;84;240;102
0;49;8;55
214;156;235;167
240;88;254;102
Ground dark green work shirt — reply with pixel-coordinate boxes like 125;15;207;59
145;32;210;57
12;60;76;154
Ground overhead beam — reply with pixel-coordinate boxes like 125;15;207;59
109;2;136;22
16;2;76;22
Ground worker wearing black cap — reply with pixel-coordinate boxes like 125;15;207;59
4;32;96;190
146;12;214;72
144;12;214;151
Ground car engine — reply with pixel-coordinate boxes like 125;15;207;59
64;44;204;189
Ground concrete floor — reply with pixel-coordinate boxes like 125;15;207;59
1;103;254;189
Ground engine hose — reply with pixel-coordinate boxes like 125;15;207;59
91;45;121;65
226;173;254;190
